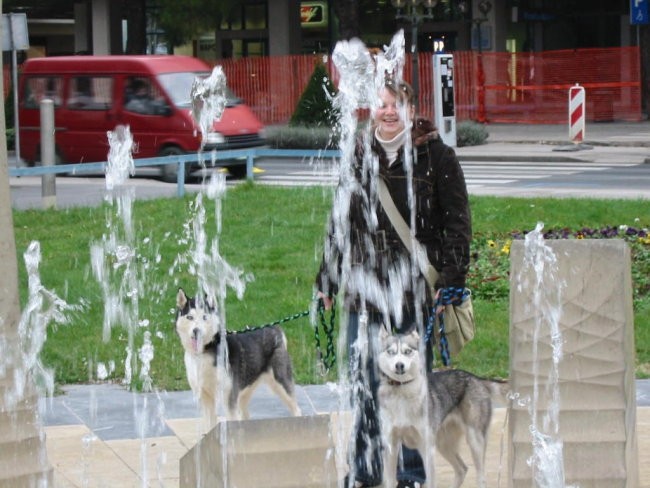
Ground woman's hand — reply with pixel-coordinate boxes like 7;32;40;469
317;291;334;310
434;288;446;315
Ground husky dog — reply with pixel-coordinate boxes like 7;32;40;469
377;327;508;488
175;288;301;427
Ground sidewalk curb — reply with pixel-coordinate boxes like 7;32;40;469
457;154;583;163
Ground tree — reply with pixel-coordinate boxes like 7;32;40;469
155;0;238;55
290;62;338;128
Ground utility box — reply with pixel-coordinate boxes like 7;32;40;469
433;53;456;147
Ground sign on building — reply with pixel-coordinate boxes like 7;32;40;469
301;1;328;28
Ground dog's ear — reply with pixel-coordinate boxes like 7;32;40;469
176;288;188;309
379;324;391;341
409;327;420;341
204;294;216;312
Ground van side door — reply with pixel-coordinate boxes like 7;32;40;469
61;75;116;163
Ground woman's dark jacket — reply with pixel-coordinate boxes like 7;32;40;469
316;117;472;312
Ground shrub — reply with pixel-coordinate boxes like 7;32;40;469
456;120;488;147
290;62;338;128
5;128;15;151
265;125;339;149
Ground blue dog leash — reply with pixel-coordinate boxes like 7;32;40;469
425;286;469;367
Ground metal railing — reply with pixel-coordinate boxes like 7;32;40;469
9;147;342;199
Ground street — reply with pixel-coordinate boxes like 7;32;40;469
8;152;650;210
251;155;650;198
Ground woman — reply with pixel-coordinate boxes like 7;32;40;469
316;78;472;487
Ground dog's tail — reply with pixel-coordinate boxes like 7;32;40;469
484;378;510;406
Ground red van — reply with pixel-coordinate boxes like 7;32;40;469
18;55;265;180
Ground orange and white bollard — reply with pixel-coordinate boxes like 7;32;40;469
568;83;585;144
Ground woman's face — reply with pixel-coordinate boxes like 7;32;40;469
374;87;413;140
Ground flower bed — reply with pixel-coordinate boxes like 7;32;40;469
468;225;650;305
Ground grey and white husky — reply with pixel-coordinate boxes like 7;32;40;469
377;327;508;488
175;288;301;428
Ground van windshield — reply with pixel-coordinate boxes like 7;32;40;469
157;72;240;108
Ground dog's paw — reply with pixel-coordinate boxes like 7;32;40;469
396;480;421;488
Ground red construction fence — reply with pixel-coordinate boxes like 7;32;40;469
218;46;642;126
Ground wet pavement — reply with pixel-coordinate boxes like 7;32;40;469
41;380;650;487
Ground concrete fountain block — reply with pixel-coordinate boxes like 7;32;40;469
179;413;350;487
0;436;52;485
0;345;54;487
508;239;638;488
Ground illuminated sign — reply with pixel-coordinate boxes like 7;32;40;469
301;1;328;28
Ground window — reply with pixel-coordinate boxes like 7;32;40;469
23;77;63;108
68;76;113;110
124;76;171;115
244;4;267;29
220;2;266;30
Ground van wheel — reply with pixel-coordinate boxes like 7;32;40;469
226;164;248;179
159;146;189;183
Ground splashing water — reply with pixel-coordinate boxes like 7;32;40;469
517;222;577;488
191;66;228;151
3;241;80;407
91;125;140;382
106;125;135;191
139;331;154;393
325;30;440;483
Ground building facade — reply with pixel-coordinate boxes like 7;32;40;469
183;0;641;61
8;0;640;60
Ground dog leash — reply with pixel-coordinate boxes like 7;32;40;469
239;299;337;372
241;309;311;331
314;299;336;371
425;287;468;367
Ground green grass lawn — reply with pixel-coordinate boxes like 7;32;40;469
11;185;650;391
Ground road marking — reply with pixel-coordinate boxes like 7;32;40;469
252;160;641;189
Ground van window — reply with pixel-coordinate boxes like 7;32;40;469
68;76;113;110
124;76;171;115
157;71;209;107
23;76;63;108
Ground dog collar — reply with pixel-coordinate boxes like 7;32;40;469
381;372;415;386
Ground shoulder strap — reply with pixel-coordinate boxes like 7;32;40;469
376;178;439;289
376;178;411;251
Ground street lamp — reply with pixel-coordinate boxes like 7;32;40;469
390;0;438;111
459;0;492;122
473;0;492;54
458;0;492;51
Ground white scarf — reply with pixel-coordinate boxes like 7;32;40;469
375;127;407;166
